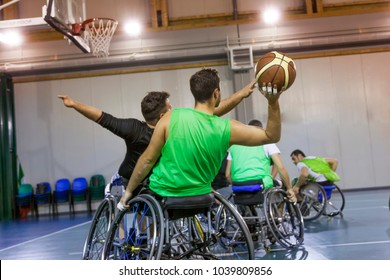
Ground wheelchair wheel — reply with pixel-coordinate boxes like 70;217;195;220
212;192;255;260
164;216;209;259
102;195;164;260
82;196;115;260
299;182;327;221
322;184;345;217
234;204;263;246
264;188;304;249
139;194;165;258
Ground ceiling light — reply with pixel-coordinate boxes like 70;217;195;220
0;30;23;46
262;7;281;25
124;21;142;37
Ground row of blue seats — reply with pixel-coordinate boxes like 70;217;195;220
15;175;106;218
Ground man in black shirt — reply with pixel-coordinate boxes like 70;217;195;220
58;81;255;194
59;91;170;190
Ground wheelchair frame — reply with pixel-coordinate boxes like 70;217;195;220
102;192;255;260
224;187;304;252
322;184;345;217
82;184;123;260
298;182;345;221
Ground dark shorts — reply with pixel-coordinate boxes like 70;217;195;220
111;176;145;196
317;180;334;186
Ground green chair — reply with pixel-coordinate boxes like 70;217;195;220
16;183;34;218
89;174;106;210
33;182;52;217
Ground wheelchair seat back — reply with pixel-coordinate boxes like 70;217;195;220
321;184;336;200
110;185;124;197
162;193;215;219
232;180;264;205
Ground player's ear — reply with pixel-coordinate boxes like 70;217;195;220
213;87;220;99
159;112;165;119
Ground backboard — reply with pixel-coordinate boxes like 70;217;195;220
44;0;90;53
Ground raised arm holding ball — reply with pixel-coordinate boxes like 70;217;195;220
119;65;295;209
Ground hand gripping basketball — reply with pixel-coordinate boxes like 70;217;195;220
259;82;279;95
255;51;296;92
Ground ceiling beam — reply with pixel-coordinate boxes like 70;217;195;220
149;0;168;29
1;0;19;19
20;1;390;42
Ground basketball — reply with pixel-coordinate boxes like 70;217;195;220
255;51;296;92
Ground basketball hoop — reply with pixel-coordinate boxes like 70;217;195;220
81;18;118;57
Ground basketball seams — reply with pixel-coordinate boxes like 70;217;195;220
270;53;285;87
255;51;296;91
256;61;277;81
255;54;280;82
256;57;284;87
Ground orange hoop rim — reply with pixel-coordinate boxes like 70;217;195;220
72;18;118;35
82;17;118;29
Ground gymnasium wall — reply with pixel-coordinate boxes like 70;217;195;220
13;51;390;191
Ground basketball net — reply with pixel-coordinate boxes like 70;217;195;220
83;18;118;57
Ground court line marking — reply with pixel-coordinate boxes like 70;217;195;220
69;251;83;255
311;240;390;248
0;221;91;252
344;206;388;211
260;246;329;260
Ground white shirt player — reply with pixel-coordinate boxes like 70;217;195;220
227;143;280;160
296;156;327;182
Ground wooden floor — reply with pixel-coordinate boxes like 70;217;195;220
0;188;389;260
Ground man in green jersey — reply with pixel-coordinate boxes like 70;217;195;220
226;119;296;202
119;68;286;209
290;149;340;196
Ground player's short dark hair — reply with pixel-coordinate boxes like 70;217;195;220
248;119;263;128
190;68;220;103
141;91;170;124
290;149;306;157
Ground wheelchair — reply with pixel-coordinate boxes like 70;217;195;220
102;191;255;260
222;180;304;253
82;182;124;260
322;183;345;217
298;182;345;221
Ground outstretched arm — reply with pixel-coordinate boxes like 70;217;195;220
230;83;282;146
58;95;102;122
271;153;296;202
214;80;256;117
271;165;278;178
326;157;338;171
225;159;232;184
293;166;310;194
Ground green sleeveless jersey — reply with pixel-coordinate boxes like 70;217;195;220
149;108;231;197
229;145;274;189
301;157;340;182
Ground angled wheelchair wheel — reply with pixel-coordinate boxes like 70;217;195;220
299;182;327;221
139;194;165;258
322;184;345;217
212;192;255;260
102;195;164;260
82;196;115;260
264;188;304;249
164;215;209;260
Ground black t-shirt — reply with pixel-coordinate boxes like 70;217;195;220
98;112;153;180
212;153;230;190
